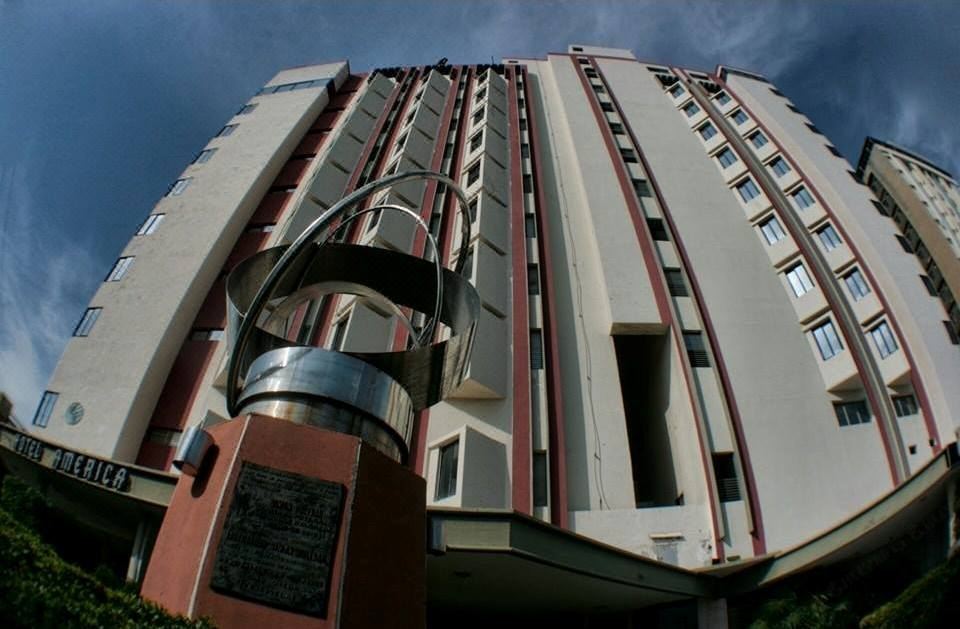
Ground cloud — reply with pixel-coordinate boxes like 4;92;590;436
0;160;99;425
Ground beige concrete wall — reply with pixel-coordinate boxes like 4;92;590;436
42;63;347;461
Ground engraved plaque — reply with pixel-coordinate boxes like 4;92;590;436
211;462;344;617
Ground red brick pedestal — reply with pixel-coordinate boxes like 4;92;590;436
141;414;425;628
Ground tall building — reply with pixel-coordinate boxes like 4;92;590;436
856;137;960;345
3;45;959;623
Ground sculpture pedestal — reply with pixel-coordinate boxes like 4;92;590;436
141;414;425;628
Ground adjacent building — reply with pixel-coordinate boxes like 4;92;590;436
3;45;959;622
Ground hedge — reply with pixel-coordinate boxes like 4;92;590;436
0;495;212;628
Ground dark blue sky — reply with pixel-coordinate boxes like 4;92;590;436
1;0;957;419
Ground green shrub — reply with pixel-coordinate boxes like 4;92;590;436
0;507;213;628
748;591;857;629
860;552;960;629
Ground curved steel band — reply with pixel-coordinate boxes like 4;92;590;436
227;242;480;413
225;169;473;418
238;347;414;461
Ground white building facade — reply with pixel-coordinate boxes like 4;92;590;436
9;45;960;620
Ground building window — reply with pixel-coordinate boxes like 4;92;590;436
237;103;257;115
73;307;102;337
893;394;918;417
466;162;481;187
217;124;237;137
528;264;540;295
944;321;959;345
731;109;748;125
791;186;815;210
870;321;898;358
533;451;549;507
190;329;225;341
523;174;533;193
193;148;217;165
472;106;485;126
330;316;349;351
698;123;717;141
816;224;842;251
600;101;614;113
715;92;732;106
716;147;738;168
812;320;843;360
105;256;134;282
665;268;688;296
712;453;740;502
826;144;842;158
920;274;938;296
759;215;786;245
474;87;486;103
669;84;685;98
521;143;530;158
467;197;478;222
621;148;638;163
469;130;483;152
834;400;871;426
683;331;710;367
136;213;165;236
785;263;815;297
736;178;760;202
519;118;528;131
32;391;59;428
633;178;652;197
843;268;871;301
769;156;791;177
167;177;192;196
895;234;914;253
749;131;768;149
682;102;700;117
525;214;537;238
806;123;822;135
530;329;544;369
592;84;605;94
610;122;625;135
584;68;598;78
435;440;460;500
477;70;488;84
647;218;669;241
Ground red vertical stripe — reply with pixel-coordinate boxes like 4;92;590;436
507;69;533;516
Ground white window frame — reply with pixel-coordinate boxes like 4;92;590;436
812;320;843;361
736;178;760;203
73;307;102;337
785;263;815;297
870;321;898;358
698;123;717;141
33;391;58;428
683;101;700;117
817;224;842;251
106;256;134;282
168;177;191;196
791;186;815;210
759;215;786;245
136;213;165;236
716;147;738;168
843;268;871;301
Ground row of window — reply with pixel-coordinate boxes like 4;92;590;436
255;78;330;95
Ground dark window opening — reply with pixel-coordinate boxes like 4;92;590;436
633;179;652;197
530;329;544;369
614;333;681;507
523;174;533;193
665;268;688;296
713;453;741;502
601;102;614;112
893;394;918;417
683;331;710;367
533;451;549;507
647;218;669;241
525;214;537;238
834;400;871;426
528;264;540;295
435;440;459;500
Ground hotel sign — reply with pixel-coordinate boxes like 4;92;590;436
13;433;131;492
